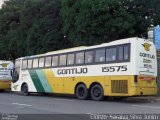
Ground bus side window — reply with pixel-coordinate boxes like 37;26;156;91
45;56;52;67
59;54;67;66
52;56;58;67
15;60;20;68
124;46;129;60
95;49;105;63
39;57;44;68
67;53;75;65
28;59;33;69
33;58;39;68
106;48;116;62
118;46;123;61
76;52;84;64
85;51;94;64
118;45;129;61
22;60;27;69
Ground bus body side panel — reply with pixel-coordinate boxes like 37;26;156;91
104;75;130;96
105;75;157;96
0;80;11;90
0;61;13;90
44;69;64;93
12;70;37;92
44;69;106;94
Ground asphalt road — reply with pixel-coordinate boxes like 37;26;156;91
0;91;160;120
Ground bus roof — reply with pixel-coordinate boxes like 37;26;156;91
17;37;142;60
45;37;137;55
46;46;87;54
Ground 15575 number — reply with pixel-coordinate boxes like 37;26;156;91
102;65;127;72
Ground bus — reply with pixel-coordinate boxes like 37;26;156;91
0;60;13;91
11;37;157;100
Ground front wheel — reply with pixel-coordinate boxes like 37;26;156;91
0;89;4;92
90;84;104;101
21;84;29;96
75;84;89;100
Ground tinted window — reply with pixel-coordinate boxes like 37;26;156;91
15;60;20;68
118;46;123;61
124;46;129;60
76;52;84;64
59;55;67;66
22;60;27;69
118;45;129;61
39;58;44;67
33;58;38;68
67;53;75;65
28;59;32;68
52;56;58;67
106;48;116;62
85;51;94;64
45;56;51;67
95;49;105;62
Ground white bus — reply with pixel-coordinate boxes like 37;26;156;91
0;60;13;91
11;37;157;100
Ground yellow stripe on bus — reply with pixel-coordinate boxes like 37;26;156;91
43;69;55;92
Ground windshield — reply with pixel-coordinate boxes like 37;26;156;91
12;60;21;83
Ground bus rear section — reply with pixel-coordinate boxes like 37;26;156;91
0;61;13;91
104;38;157;97
130;38;157;96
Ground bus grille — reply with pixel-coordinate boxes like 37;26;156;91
111;80;128;94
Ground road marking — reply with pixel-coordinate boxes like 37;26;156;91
12;103;32;107
54;98;74;102
132;105;160;109
86;113;92;115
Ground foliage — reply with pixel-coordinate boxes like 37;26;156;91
61;0;136;46
0;0;160;59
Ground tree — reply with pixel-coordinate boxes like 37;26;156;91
0;0;69;59
126;0;160;37
0;0;160;60
0;0;25;59
61;0;136;46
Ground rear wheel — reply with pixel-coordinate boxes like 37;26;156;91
21;84;29;96
90;84;104;101
75;84;89;100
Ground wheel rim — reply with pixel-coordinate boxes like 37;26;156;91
22;85;28;93
78;87;85;97
93;87;101;97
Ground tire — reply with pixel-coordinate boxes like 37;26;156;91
75;84;88;100
90;84;104;101
0;89;4;92
21;84;29;96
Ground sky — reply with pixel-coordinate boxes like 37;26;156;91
0;0;4;8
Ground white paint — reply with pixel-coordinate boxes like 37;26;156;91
132;105;160;109
12;103;32;107
54;98;74;102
